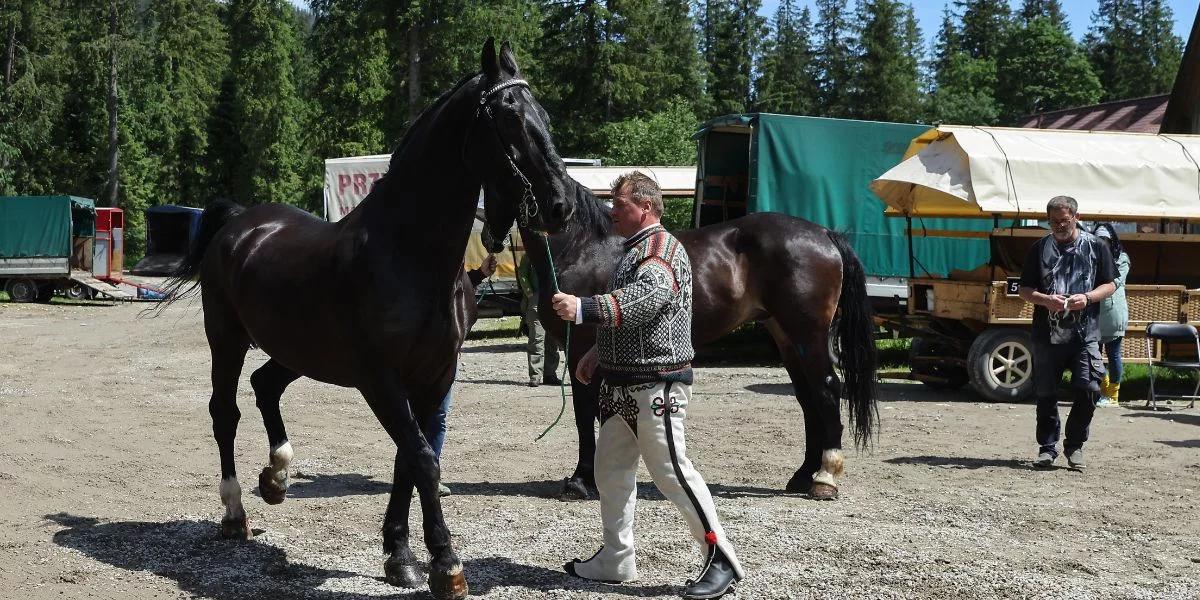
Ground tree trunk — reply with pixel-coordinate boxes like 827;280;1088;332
3;19;15;88
104;0;120;208
407;19;421;125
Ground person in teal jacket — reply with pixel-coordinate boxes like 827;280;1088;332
1094;223;1130;406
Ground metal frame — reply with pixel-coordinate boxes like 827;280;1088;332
1144;323;1200;410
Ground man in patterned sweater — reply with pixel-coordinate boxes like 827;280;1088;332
551;172;744;600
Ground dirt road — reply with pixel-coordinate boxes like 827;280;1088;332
1;301;1197;599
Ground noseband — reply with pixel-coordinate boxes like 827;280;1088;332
475;78;540;230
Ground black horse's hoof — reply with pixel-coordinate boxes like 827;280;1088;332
219;515;252;540
429;566;468;600
258;467;288;505
809;481;839;500
384;555;426;588
559;476;593;501
785;471;814;494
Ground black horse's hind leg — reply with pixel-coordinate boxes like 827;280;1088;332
562;371;599;501
208;341;251;539
251;359;300;505
383;450;423;588
361;375;466;600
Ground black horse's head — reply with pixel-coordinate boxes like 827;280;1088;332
470;39;573;252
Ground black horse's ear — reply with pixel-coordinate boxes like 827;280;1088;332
481;37;500;80
499;41;520;77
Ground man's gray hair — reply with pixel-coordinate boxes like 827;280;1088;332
1047;196;1078;215
611;170;664;216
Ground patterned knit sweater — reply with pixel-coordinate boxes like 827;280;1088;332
579;224;694;384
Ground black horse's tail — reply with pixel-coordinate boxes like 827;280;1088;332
827;231;878;449
156;200;245;308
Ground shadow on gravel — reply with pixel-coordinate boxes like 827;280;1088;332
46;512;675;599
1158;439;1200;448
285;472;392;499
884;455;1030;470
1127;410;1200;427
46;513;395;600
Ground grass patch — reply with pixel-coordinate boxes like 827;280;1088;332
0;291;8;302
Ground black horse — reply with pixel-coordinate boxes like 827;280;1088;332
161;41;573;600
483;180;877;501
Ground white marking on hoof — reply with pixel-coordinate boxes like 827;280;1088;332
269;441;293;471
220;477;246;521
812;449;845;487
446;563;463;576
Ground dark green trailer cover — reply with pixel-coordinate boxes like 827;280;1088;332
0;196;96;258
695;114;991;278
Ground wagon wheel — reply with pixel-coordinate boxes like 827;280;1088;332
4;278;39;303
64;282;91;301
967;328;1035;403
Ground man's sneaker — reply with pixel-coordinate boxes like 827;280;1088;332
1066;449;1086;470
1033;451;1056;469
1095;395;1116;407
438;483;452;497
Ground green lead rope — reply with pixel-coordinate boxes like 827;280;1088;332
535;232;571;441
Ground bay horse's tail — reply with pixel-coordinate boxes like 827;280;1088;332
156;200;245;308
827;231;878;449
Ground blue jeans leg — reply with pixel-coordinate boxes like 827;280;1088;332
423;375;455;461
1104;337;1124;383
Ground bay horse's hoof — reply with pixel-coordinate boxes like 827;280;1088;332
384;555;426;588
258;466;288;505
809;481;839;500
429;566;468;600
785;472;814;494
559;476;593;501
219;515;252;540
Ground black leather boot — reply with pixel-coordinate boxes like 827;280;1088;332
683;549;740;599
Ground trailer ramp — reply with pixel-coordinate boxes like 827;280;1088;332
69;270;133;300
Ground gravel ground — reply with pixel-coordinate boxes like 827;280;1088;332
1;300;1199;600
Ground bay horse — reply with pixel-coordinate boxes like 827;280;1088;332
160;40;574;600
482;180;877;501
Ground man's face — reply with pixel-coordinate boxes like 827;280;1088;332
610;186;650;238
1048;207;1078;243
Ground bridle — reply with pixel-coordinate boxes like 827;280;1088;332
474;78;540;231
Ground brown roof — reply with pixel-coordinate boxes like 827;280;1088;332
1015;95;1169;133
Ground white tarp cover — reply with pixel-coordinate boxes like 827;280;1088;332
870;126;1200;219
323;158;695;222
322;157;696;275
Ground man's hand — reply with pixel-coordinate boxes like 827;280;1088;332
1065;293;1088;311
576;346;599;385
551;292;579;322
1045;294;1069;311
479;254;498;278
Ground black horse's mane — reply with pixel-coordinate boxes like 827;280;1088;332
387;74;478;175
567;180;614;241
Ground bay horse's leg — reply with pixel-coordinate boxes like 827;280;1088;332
361;376;467;600
763;316;845;500
250;359;300;505
763;320;823;495
208;341;251;539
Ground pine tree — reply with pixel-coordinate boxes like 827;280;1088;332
224;0;307;207
997;16;1101;120
955;0;1010;60
852;0;922;122
1139;0;1184;96
755;1;818;114
1086;0;1182;101
308;0;389;159
701;0;764;116
814;0;855;117
1018;0;1067;30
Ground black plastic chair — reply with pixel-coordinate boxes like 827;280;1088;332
1144;323;1200;410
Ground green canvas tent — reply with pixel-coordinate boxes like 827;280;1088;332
0;196;95;258
693;114;992;282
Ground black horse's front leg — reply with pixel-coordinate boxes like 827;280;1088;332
561;373;599;501
363;377;467;600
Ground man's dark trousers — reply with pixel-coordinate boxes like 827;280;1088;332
1032;338;1102;457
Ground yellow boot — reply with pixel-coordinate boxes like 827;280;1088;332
1110;382;1121;406
1097;375;1116;407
